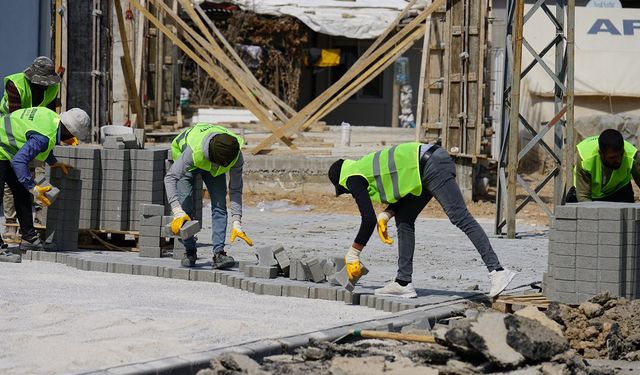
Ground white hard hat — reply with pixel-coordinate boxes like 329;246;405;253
59;108;90;142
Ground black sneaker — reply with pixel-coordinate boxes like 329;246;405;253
181;251;197;268
20;236;44;251
212;251;235;270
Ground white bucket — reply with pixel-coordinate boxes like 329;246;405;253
340;122;351;146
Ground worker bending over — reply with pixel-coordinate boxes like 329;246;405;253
0;107;89;263
328;142;516;298
165;124;253;270
1;56;61;238
568;129;639;203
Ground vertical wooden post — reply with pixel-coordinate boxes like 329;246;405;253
415;18;431;140
507;0;525;239
391;82;400;128
564;0;575;204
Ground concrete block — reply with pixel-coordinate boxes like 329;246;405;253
89;261;109;272
552;254;576;268
255;246;278;267
576;232;599;245
133;264;159;276
549;229;576;244
554;219;577;232
238;260;257;272
552;291;578;305
179;220;200;240
553;267;576;281
375;297;385;310
282;285;310;298
550;241;576;256
132;148;168;161
598;257;623;270
310;286;338;301
108;263;134;275
246;280;256;293
321;259;336;277
288;258;299;280
140;224;161;237
245;265;278;279
302;258;325;283
163;267;190;280
232;276;242;289
554;280;575;293
597;282;623;296
38;251;57;263
598;270;623;283
599;220;625;233
255;283;282;296
138;236;161;247
65;256;78;268
576;219;598;232
576;268;598;282
599;232;625;246
576;281;598;294
598;206;626;220
598;244;625;258
577;206;599;220
140;246;162;258
240;279;249;291
576;244;597;258
576;256;597;270
555;205;577;219
44;186;61;204
55;253;68;264
141;204;165;217
272;245;290;270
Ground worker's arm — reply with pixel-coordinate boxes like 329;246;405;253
575;166;593;202
164;147;194;212
347;176;377;248
228;152;244;222
11;133;51;190
631;153;640;190
5;81;22;114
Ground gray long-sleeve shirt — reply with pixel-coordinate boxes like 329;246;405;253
164;133;244;222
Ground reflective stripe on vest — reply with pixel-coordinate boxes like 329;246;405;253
171;123;244;177
575;136;638;199
0;73;60;115
339;142;422;204
0;107;59;161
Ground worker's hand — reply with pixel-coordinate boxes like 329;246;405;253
51;162;73;175
230;220;253;246
170;206;191;235
30;185;52;207
344;246;362;280
377;211;394;245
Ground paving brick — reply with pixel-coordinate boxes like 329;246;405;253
226;275;237;287
598;244;625;258
141;204;165;217
138;236;161;247
133;264;159;276
597;281;623;296
282;284;309;298
576;256;597;270
375;297;385;310
272;245;290;271
576;280;598;294
553;267;576;281
599;220;625;233
140;246;162;258
179;220;200;240
254;283;282;296
245;265;278;279
555;280;575;293
140;225;161;237
66;256;78;268
238;260;257;272
577;206;599;220
576;269;598;282
550;229;576;244
163;267;190;280
255;246;278;267
108;263;134;274
599;232;625;246
598;257;623;270
310;286;338;301
555;205;577;219
554;219;577;232
598;206;626;221
576;244;597;258
575;219;598;232
302;258;325;283
552;255;576;268
232;276;242;289
553;291;578;305
576;232;599;245
89;261;109;272
383;299;394;312
240;279;249;291
328;266;354;291
598;270;623;283
38;251;57;262
550;241;576;256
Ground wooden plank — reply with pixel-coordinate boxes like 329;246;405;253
114;0;145;128
55;0;63;112
391;82;399;128
415;15;431;141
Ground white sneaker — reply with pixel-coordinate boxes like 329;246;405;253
374;281;417;298
489;269;517;297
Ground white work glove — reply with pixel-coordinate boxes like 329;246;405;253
230;220;253;246
377;211;393;245
170;206;191;235
344;246;362;280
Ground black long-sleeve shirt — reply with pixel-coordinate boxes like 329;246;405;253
346;176;377;246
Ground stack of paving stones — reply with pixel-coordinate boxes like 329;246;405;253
129;149;170;231
100;148;131;231
139;204;165;258
44;168;81;251
544;202;640;304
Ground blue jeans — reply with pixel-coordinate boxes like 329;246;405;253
176;170;227;254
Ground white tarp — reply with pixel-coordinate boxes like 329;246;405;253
524;6;640;97
199;0;429;39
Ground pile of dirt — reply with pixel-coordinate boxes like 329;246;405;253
197;308;618;374
547;291;640;361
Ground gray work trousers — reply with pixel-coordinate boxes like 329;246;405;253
395;147;501;283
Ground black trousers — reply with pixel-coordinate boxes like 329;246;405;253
0;160;36;239
566;182;635;203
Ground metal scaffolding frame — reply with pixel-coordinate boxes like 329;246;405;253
495;0;575;238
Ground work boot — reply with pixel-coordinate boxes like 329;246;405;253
489;268;517;297
0;249;20;263
181;250;197;268
20;234;44;252
374;281;418;298
212;251;235;270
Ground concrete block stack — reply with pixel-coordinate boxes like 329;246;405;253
44;168;81;251
544;202;640;304
100;149;131;231
129;149;169;231
139;204;165;258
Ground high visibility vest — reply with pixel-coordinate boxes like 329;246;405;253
575;136;637;199
0;73;59;114
0;107;58;161
339;142;423;204
171;123;244;177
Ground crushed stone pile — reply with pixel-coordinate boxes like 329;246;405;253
197;304;627;375
547;291;640;361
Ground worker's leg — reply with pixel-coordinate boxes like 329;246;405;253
1;161;38;244
425;149;501;272
175;170;197;251
2;183;18;239
393;191;432;283
201;172;227;254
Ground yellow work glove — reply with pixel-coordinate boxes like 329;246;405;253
51;162;73;175
377;211;393;245
230;220;253;246
170;206;191;235
344;246;362;280
63;137;79;146
30;185;52;207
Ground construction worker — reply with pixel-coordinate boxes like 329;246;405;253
0;107;89;263
568;129;639;203
328;142;516;298
1;56;61;239
164;123;253;270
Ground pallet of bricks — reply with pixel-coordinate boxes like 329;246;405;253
48;143;203;252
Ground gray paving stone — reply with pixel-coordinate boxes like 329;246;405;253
24;250;33;260
598;257;623;270
163;267;190;280
576;231;598;245
555;280;575;293
548;241;576;256
108;263;134;274
576;256;597;270
555;219;577;232
375;297;385;310
383;299;393;312
282;284;310;298
553;267;576;281
133;264;159;276
598;270;623;283
598;206;626;220
255;246;278;267
598;244;625;258
55;253;68;263
549;229;576;244
138;236;161;247
576;280;598;294
233;276;242;289
240;279;249;291
599;232;625;246
302;258;325;283
555;205;577;219
66;256;78;268
255;283;282;296
89;260;109;272
576;244;597;257
245;265;278;279
576;219;598;232
577;206;599;220
140;215;162;226
599;220;625;233
139;246;162;258
238;260;257;272
552;255;576;268
309;286;337;301
39;251;58;263
179;220;200;240
272;245;290;274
